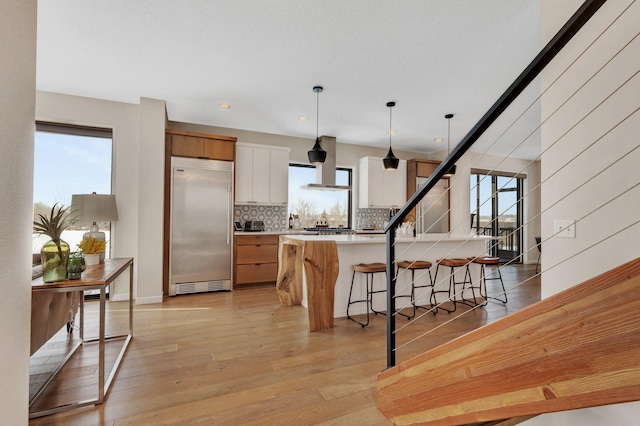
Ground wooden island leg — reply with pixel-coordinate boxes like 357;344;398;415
276;236;304;306
303;240;339;332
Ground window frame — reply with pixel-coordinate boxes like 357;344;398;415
288;163;353;229
34;121;115;257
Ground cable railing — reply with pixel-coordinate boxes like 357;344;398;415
381;0;640;369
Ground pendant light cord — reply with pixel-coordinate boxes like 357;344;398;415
316;90;320;140
389;105;393;149
447;117;450;154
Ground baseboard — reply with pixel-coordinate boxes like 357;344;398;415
135;295;163;305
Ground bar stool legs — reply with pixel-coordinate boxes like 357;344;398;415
470;256;507;304
348;262;413;327
434;258;481;312
347;263;386;327
397;260;436;316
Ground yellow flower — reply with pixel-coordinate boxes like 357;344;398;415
78;236;107;254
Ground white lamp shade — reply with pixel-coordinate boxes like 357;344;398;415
71;193;118;223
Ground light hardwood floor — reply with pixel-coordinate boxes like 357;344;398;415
29;264;540;426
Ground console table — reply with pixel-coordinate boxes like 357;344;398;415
30;257;134;418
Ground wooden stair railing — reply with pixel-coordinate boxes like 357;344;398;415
377;257;640;425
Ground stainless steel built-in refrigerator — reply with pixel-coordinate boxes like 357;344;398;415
416;177;450;234
169;157;233;296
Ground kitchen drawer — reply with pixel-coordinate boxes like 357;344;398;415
237;244;277;264
236;263;278;284
235;234;279;246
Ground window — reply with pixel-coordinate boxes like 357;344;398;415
470;171;523;262
33;122;113;256
288;164;352;228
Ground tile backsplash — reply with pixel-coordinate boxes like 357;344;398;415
235;205;396;231
234;204;288;231
355;208;393;230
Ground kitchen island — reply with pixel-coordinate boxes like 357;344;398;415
276;233;491;331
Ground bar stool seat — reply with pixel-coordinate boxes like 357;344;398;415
397;260;436;316
397;260;432;270
468;256;507;303
434;258;479;311
437;258;468;268
352;262;386;273
348;263;387;327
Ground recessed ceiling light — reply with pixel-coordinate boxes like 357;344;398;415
218;103;231;109
434;137;444;143
387;130;397;135
298;116;309;122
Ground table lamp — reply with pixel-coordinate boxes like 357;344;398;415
71;192;118;263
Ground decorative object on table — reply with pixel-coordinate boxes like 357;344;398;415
396;221;414;237
33;203;76;283
78;235;106;265
67;251;86;279
71;192;118;263
382;101;400;171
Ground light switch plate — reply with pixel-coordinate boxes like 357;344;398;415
554;219;576;238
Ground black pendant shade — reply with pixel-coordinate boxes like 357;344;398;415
308;86;327;164
308;137;327;164
383;101;399;171
445;164;457;176
383;147;400;170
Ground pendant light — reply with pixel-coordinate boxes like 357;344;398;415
444;113;457;176
382;101;400;171
307;86;327;164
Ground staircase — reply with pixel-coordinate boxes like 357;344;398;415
378;257;640;425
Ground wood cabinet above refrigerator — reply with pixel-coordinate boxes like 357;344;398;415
167;129;236;162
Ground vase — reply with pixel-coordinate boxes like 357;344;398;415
67;253;86;280
41;239;70;283
84;253;101;266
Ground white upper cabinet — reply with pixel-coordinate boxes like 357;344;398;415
358;157;406;208
268;148;289;204
235;143;289;205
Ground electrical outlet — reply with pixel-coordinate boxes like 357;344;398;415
554;219;576;238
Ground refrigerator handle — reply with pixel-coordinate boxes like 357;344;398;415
227;186;232;245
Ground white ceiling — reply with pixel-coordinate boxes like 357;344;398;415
36;1;543;159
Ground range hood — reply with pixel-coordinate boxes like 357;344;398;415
301;135;351;191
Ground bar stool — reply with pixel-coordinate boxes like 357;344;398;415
348;263;387;327
469;256;507;303
397;260;437;316
434;258;479;312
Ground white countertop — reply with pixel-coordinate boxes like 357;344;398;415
280;233;494;245
234;230;317;236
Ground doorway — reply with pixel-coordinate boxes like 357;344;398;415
470;172;523;262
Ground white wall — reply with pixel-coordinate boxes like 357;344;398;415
36;92;167;304
136;98;167;303
527;0;640;424
0;0;37;422
540;0;640;295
